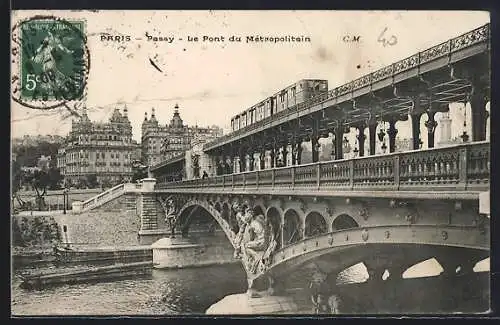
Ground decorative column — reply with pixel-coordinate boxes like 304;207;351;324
330;133;336;160
309;135;318;163
335;126;344;160
234;156;240;174
296;142;303;165
410;113;422;150
291;138;297;165
270;143;276;168
368;122;377;155
281;144;288;167
238;147;245;172
387;119;398;153
438;112;452;147
470;88;489;142
357;123;367;157
425;111;438;149
311;113;320;163
225;156;232;174
259;148;266;170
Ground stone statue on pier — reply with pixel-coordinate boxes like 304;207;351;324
159;197;178;238
239;207;277;274
232;202;247;258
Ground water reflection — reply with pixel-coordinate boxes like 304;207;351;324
12;264;247;315
11;257;490;315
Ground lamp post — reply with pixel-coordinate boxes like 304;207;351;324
63;188;68;214
377;120;390;154
461;103;469;143
381;142;387;154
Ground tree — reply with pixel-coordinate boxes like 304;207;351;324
131;160;148;182
23;169;50;211
47;167;63;190
18;165;63;210
86;174;98;189
12;160;27;209
77;177;89;189
13;141;61;168
101;178;112;189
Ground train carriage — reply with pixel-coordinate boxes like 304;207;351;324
230;79;328;132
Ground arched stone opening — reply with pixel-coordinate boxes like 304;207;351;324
253;205;265;217
283;209;302;246
332;214;359;231
305;211;327;237
266;207;282;250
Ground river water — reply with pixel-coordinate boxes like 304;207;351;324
11;259;489;316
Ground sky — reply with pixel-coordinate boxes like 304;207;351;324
11;10;490;142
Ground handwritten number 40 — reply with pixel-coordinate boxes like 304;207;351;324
378;27;397;47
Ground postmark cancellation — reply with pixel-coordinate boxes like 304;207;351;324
11;16;90;110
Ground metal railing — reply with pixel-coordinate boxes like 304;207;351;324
156;142;489;192
204;23;490;150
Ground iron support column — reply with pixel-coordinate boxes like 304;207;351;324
387;119;398;153
248;150;254;171
282;144;288;167
238;147;245;172
425;111;438;149
357;124;367;157
368;122;377;156
411;112;423;150
311;136;319;163
335;126;344;160
259;148;266;170
470;90;489;142
296;142;303;165
271;139;276;168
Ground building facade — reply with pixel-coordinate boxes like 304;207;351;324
57;106;140;187
141;104;223;166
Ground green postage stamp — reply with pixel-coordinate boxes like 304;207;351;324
12;16;89;108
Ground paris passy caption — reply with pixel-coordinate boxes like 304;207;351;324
100;33;312;44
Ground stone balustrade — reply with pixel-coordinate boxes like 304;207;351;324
156;142;489;193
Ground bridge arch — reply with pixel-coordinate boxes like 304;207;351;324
304;211;328;237
266;207;282;250
283;208;302;247
177;200;236;248
332;213;359;231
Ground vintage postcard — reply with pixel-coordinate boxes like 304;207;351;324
11;10;490;316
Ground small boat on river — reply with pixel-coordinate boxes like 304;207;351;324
19;261;153;290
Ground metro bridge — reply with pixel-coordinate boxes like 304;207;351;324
76;24;490;312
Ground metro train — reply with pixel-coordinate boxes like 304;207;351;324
230;79;329;132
